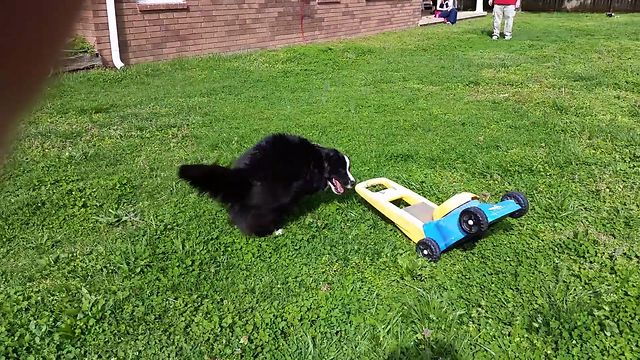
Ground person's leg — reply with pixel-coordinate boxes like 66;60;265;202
504;5;516;39
492;5;504;38
448;8;458;24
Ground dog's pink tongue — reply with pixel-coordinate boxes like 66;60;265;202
332;178;344;194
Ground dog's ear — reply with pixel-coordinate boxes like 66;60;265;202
319;148;338;176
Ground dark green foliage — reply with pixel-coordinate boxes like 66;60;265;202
65;35;95;56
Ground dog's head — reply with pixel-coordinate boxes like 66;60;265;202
321;148;356;195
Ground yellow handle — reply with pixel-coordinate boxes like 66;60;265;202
355;177;397;191
355;178;436;242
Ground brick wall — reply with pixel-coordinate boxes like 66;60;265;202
80;0;421;66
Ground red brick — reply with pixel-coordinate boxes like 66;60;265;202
131;32;152;40
142;13;161;20
184;33;204;40
127;27;147;34
162;18;179;25
147;19;164;26
129;38;148;46
140;36;160;44
163;47;179;54
132;20;149;27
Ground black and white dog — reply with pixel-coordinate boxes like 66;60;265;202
178;134;356;236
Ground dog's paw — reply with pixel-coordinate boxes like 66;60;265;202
274;229;284;236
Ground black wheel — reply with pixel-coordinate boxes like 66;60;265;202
459;207;489;236
416;238;441;261
501;191;529;218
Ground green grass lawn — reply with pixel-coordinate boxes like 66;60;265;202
1;12;639;359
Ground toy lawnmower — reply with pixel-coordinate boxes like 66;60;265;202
355;178;528;261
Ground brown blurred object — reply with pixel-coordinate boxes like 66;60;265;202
0;0;83;164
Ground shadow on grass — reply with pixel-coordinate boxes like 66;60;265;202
480;29;494;38
451;219;515;252
195;187;356;235
287;189;357;223
386;341;462;360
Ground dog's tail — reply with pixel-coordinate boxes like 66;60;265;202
178;164;251;204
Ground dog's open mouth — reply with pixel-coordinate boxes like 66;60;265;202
328;178;344;195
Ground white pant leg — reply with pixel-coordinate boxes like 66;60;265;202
504;5;516;37
492;5;504;36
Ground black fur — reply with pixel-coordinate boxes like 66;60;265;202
178;134;355;236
